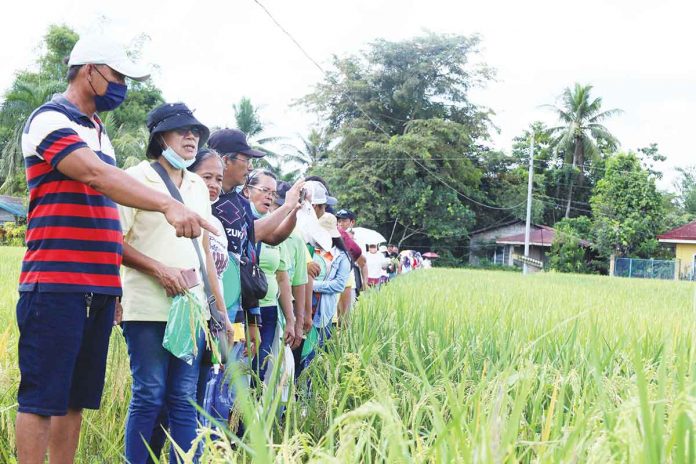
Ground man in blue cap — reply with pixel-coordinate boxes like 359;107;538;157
208;129;304;350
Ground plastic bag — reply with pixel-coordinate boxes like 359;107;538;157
201;343;249;428
201;365;228;428
162;291;208;365
263;323;295;405
301;325;318;360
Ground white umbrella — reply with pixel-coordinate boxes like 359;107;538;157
351;227;386;250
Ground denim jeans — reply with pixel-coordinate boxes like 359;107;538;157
147;342;246;463
122;321;204;464
252;305;278;382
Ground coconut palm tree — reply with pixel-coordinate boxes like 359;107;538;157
100;112;151;169
545;83;622;217
281;128;329;175
233;97;264;139
232;97;283;174
0;77;63;193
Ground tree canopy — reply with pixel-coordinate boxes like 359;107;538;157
590;153;665;258
0;24;164;190
0;26;690;271
303;33;496;249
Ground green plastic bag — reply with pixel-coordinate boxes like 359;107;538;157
162;291;209;365
301;326;318;360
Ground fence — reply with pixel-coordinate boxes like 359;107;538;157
613;257;677;280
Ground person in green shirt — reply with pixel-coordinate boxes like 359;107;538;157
244;170;298;381
271;181;312;375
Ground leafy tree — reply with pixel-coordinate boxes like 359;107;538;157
661;189;692;235
0;24;165;186
233;97;264;138
312;118;479;246
590;153;665;258
674;165;696;215
232;96;281;173
302;33;494;253
37;25;79;81
545;83;622;218
548;216;594;273
638;143;666;180
301;32;493;138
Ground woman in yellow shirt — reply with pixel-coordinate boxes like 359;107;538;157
118;103;230;464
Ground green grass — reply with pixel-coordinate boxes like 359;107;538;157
2;246;696;462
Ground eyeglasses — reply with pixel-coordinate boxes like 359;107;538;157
174;126;202;137
228;155;253;167
248;185;278;200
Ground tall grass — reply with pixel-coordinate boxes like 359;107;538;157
273;270;696;463
0;247;130;462
2;246;696;462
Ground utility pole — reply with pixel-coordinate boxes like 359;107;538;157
523;131;534;275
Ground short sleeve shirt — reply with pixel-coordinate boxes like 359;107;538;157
19;94;123;295
118;161;212;322
282;229;309;287
258;242;289;308
365;251;388;279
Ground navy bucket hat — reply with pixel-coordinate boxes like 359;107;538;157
146;102;210;159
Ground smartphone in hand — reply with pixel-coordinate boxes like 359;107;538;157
181;268;200;289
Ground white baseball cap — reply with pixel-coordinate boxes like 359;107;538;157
68;35;150;81
305;180;337;206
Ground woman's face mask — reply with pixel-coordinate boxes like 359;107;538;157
159;130;199;170
161;145;195;170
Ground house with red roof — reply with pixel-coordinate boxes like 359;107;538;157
657;220;696;278
469;220;589;273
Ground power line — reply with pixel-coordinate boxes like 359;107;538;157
319;155;665;181
252;0;528;212
535;197;593;214
538;194;592;206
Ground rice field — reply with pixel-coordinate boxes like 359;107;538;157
2;245;696;462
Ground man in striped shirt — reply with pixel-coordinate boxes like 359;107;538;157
15;36;217;464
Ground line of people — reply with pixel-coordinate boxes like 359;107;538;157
119;112;375;462
13;35;386;464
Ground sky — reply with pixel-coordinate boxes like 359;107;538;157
1;0;694;190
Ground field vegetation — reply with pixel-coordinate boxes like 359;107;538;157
1;247;695;462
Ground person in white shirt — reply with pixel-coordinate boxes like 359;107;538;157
365;244;389;287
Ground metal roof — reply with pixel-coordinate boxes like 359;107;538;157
496;225;591;248
0;195;26;217
657;220;696;243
